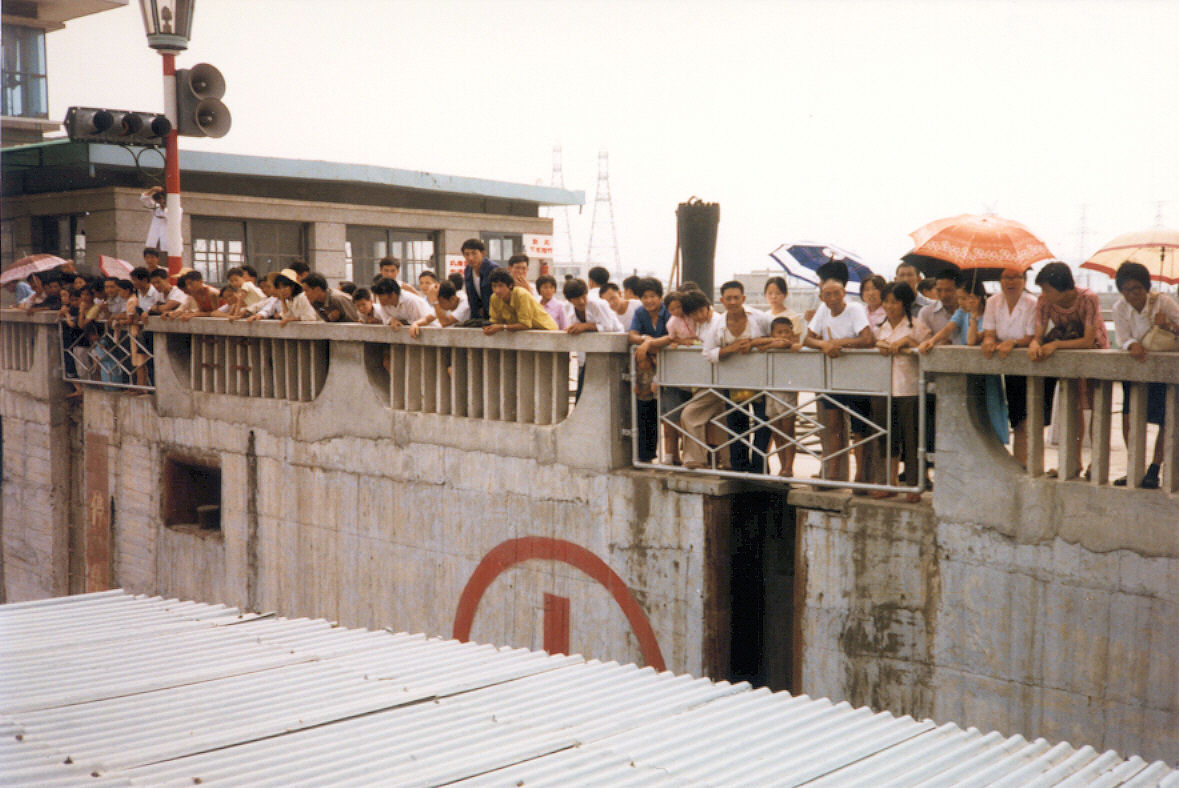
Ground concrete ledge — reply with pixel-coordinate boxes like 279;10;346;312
921;345;1179;384
145;317;629;353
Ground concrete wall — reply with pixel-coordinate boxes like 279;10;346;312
0;314;72;601
796;491;1179;764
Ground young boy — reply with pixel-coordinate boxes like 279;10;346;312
764;316;804;476
352;288;383;324
483;268;557;334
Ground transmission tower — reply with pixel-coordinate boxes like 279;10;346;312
586;149;621;274
545;145;577;264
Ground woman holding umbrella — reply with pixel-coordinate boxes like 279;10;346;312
1111;262;1179;488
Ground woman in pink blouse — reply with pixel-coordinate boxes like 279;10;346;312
1028;262;1110;478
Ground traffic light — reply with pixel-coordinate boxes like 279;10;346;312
175;63;231;138
64;107;172;146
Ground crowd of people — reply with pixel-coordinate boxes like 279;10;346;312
6;238;1176;492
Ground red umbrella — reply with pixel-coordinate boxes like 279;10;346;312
908;213;1054;273
0;253;69;285
99;255;135;280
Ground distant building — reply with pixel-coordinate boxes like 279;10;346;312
1;140;583;284
1;0;127;148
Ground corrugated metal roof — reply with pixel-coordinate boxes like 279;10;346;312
1;590;1174;787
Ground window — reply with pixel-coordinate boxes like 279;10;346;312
191;218;305;284
345;227;436;284
192;218;245;284
2;24;48;118
249;220;306;275
163;454;222;533
31;214;86;266
481;233;523;265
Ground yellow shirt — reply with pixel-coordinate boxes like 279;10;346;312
489;287;558;330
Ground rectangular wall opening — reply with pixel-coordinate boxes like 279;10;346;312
162;454;222;533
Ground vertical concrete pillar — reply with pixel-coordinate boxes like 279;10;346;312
308;221;347;284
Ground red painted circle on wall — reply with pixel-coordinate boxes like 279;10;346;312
453;536;666;672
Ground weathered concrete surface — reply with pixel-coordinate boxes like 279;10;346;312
0;314;72;602
77;387;709;675
798;495;1179;765
926;348;1179;556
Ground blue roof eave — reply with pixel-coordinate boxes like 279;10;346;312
79;144;584;207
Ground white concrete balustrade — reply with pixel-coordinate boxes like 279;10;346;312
1;317;36;372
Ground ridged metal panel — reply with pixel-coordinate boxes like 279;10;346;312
1;591;1173;787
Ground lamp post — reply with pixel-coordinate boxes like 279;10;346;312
139;1;195;278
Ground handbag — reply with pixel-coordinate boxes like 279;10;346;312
1140;293;1179;352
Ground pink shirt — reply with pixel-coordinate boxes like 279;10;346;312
541;298;568;330
666;315;700;342
1034;287;1109;349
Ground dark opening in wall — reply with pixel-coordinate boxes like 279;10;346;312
163;454;222;532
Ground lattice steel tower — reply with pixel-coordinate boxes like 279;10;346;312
586;149;620;274
545;145;577;263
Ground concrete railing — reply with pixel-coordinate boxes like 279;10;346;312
924;347;1178;555
1;317;37;372
0;311;66;401
146;317;631;472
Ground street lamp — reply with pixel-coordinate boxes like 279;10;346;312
139;0;195;277
139;0;195;53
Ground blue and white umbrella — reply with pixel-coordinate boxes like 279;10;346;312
769;242;873;295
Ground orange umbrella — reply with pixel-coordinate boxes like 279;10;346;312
908;213;1054;272
1080;228;1179;285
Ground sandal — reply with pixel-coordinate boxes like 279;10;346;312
868;490;896;499
905;492;923;503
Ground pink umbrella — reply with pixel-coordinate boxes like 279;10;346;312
99;255;135;279
0;253;70;285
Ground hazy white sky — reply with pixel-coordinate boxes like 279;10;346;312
48;0;1179;281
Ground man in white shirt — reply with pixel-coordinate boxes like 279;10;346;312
895;261;935;309
147;269;184;315
372;277;431;328
600;282;640;331
409;281;470;337
563;278;623;401
130;267;163;315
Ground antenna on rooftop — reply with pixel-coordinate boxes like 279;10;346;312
545;145;577;264
586;149;621;276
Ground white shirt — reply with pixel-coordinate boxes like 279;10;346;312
808;301;870;342
282;292;320;322
163;285;185;305
375;290;432;325
615;299;641;331
248;295;281;318
238;280;265;307
135;285;164;313
566;298;623;333
436;291;471;325
982;292;1037;342
875;318;928;396
1113;292;1179;351
701;311;770;363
